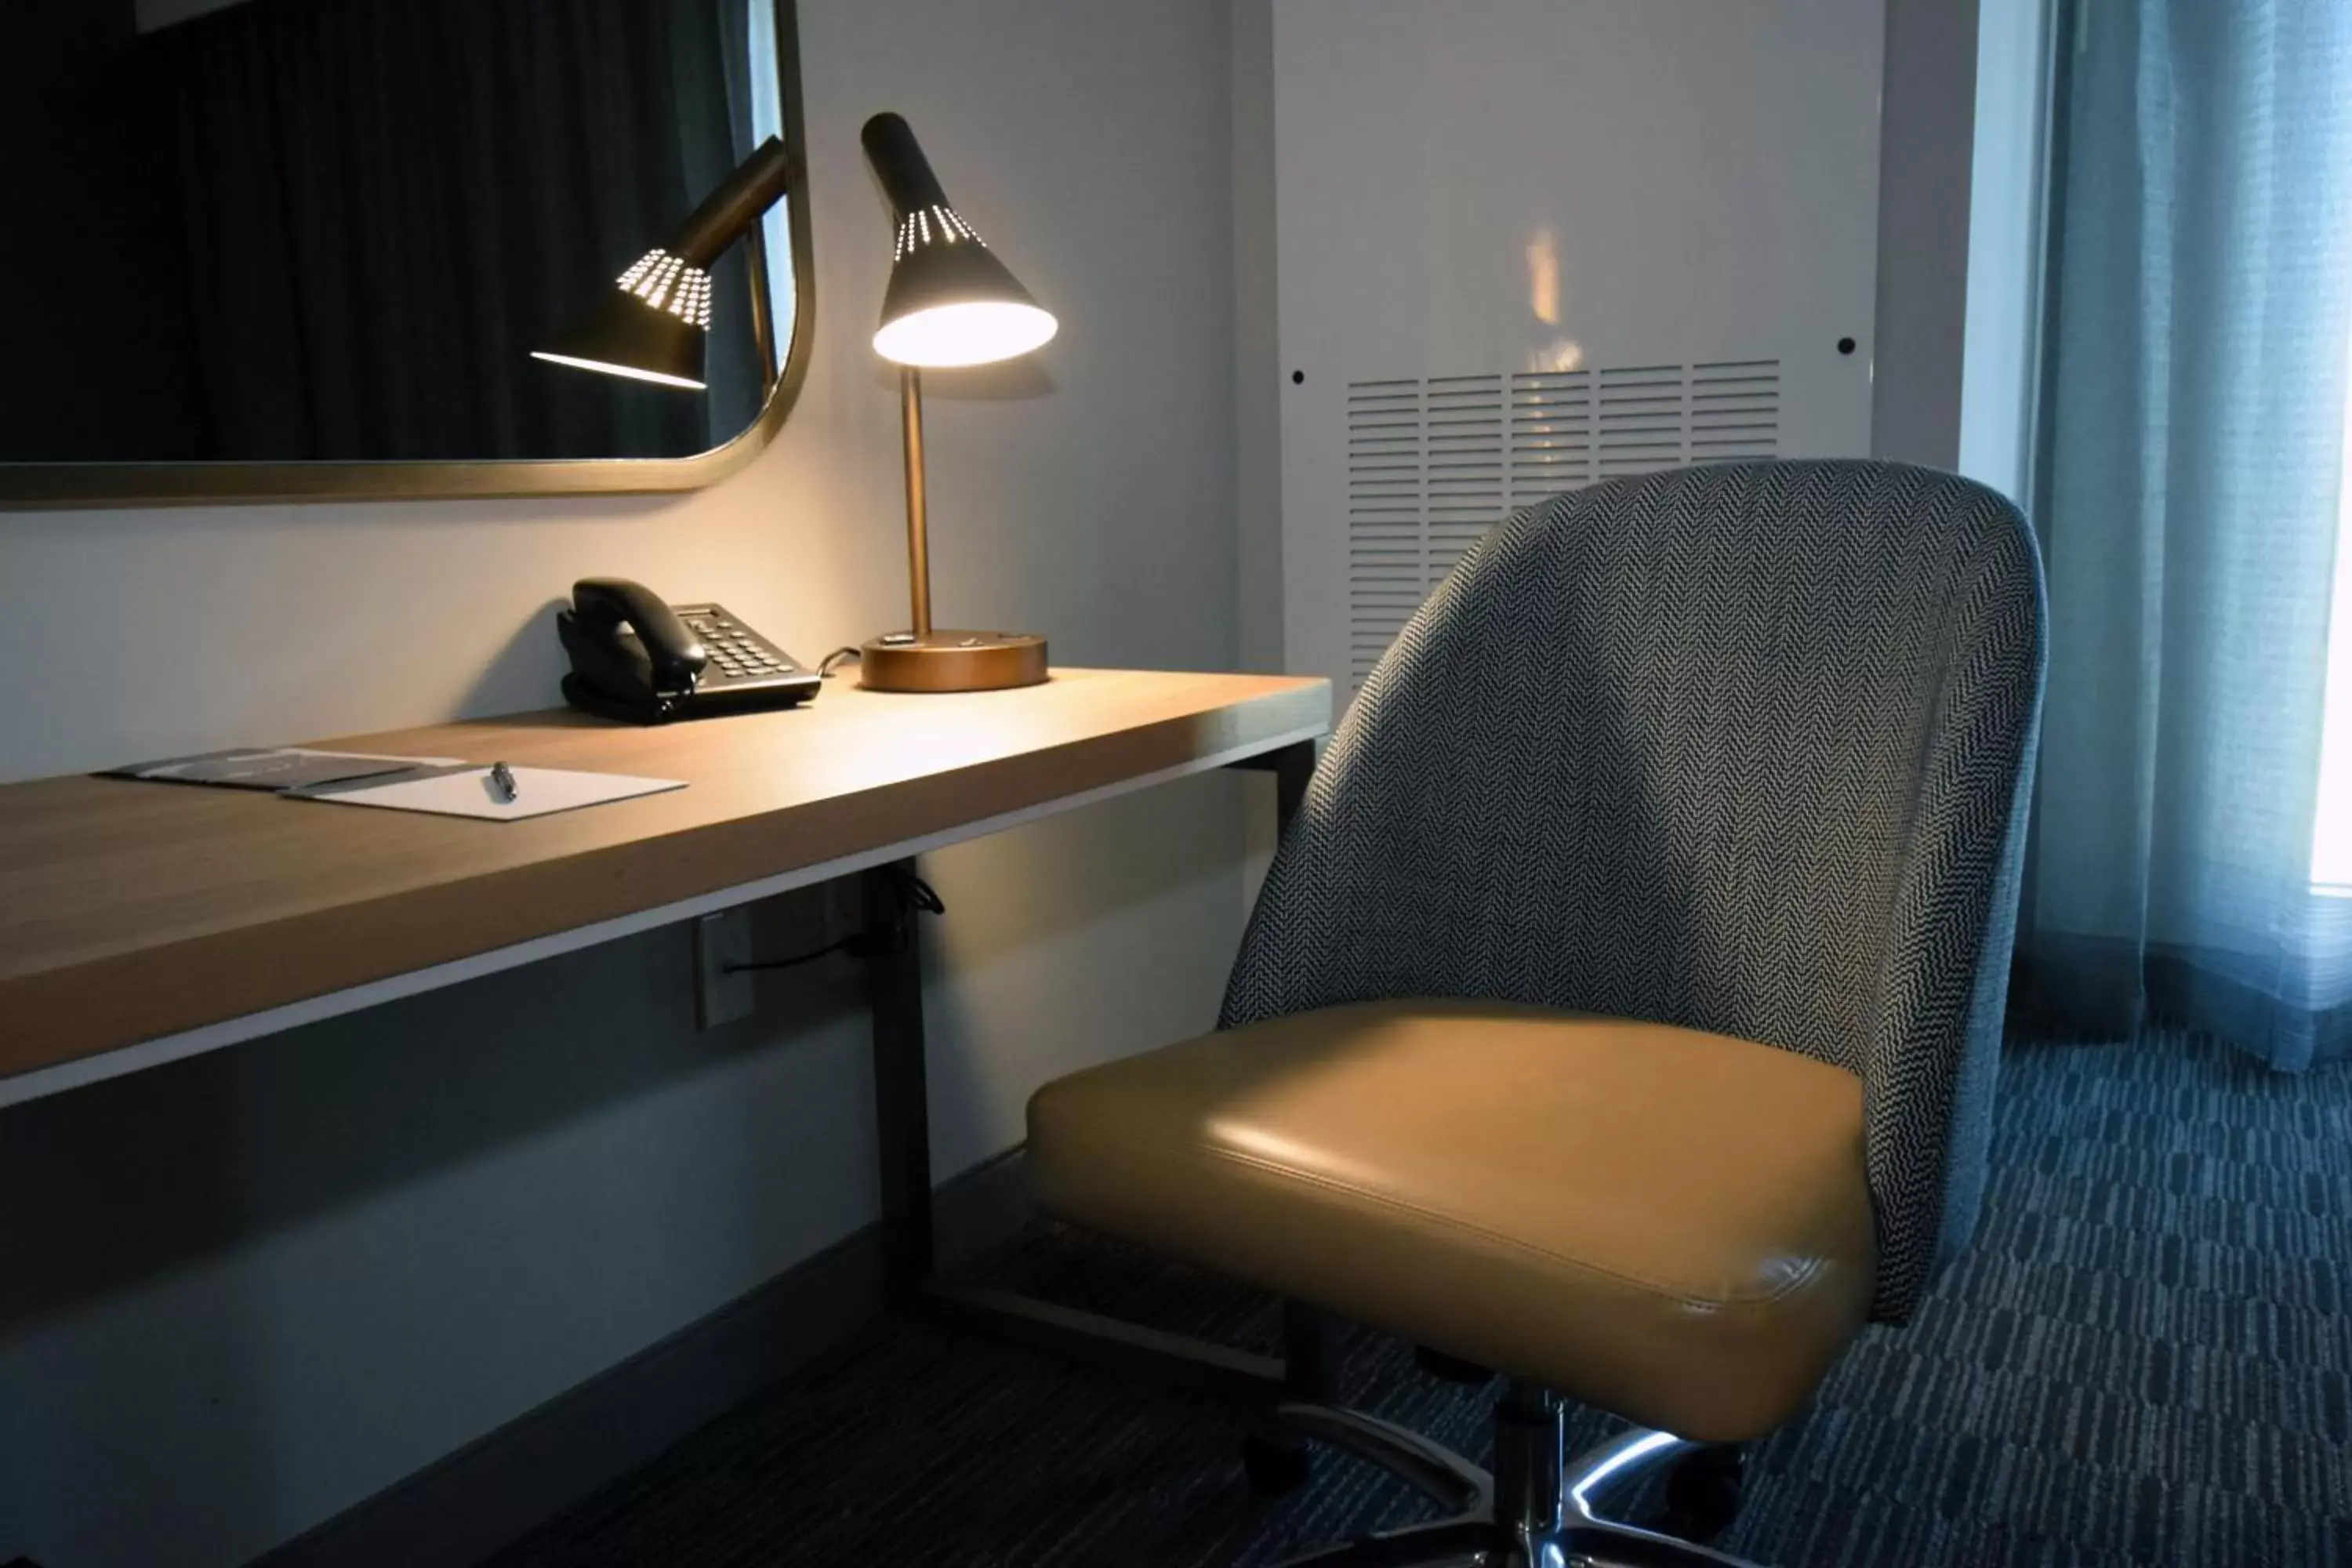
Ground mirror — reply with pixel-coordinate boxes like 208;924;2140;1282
0;0;809;508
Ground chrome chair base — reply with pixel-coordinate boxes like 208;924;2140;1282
1268;1385;1762;1568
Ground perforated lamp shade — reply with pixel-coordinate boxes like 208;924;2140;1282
533;138;793;390
533;265;711;389
862;113;1057;367
848;112;1055;695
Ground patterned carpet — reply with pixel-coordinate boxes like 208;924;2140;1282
488;1032;2351;1567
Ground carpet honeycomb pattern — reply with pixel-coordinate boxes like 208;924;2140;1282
488;1032;2350;1567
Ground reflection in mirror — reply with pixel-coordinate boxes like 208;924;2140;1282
0;0;799;468
534;137;794;390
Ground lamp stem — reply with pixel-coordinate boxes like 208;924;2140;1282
900;366;932;639
666;137;794;267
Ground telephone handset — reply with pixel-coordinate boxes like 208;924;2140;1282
557;578;821;724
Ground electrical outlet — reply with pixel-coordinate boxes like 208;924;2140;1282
694;908;756;1029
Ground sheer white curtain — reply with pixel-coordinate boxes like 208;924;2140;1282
2019;0;2352;1070
2318;397;2352;890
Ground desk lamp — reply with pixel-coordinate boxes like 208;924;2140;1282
533;138;794;390
855;111;1057;693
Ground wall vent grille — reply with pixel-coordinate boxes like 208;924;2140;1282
1343;358;1780;689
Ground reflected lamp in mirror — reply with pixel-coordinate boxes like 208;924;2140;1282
0;0;809;501
535;138;796;392
857;111;1058;694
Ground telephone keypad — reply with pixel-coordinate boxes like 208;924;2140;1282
675;603;814;691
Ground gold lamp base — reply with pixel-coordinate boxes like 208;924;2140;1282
859;630;1048;693
868;369;1047;694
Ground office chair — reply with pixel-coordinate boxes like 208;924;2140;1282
1027;461;2045;1566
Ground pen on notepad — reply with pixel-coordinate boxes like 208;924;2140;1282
487;762;519;803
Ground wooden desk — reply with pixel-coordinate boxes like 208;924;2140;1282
0;668;1328;1106
2;664;1338;1433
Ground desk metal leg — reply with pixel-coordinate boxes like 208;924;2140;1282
865;859;934;1299
1236;735;1316;830
866;739;1323;1407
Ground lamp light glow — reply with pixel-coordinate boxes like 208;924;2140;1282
873;299;1058;368
527;351;707;390
862;113;1055;371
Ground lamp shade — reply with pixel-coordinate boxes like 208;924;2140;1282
532;251;713;389
862;113;1057;368
534;139;793;390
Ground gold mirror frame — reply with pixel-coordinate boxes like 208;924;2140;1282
0;0;812;514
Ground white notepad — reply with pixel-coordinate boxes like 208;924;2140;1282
303;766;685;822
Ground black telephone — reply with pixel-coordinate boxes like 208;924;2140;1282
557;579;821;724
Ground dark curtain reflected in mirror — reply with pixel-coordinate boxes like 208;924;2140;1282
0;0;793;466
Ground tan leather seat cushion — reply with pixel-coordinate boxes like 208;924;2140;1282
1027;999;1875;1442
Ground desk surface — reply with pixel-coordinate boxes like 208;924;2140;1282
0;669;1327;1095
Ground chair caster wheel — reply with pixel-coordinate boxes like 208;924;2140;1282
1242;1431;1312;1496
1659;1444;1744;1544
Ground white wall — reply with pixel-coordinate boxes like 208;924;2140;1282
1229;0;2016;680
0;2;1245;1563
1871;0;1982;470
1267;0;1886;704
1232;0;1283;679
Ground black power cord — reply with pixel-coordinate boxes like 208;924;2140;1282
817;646;862;678
891;869;947;917
724;935;861;974
722;867;944;974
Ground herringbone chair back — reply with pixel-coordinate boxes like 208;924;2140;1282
1224;459;2045;1320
